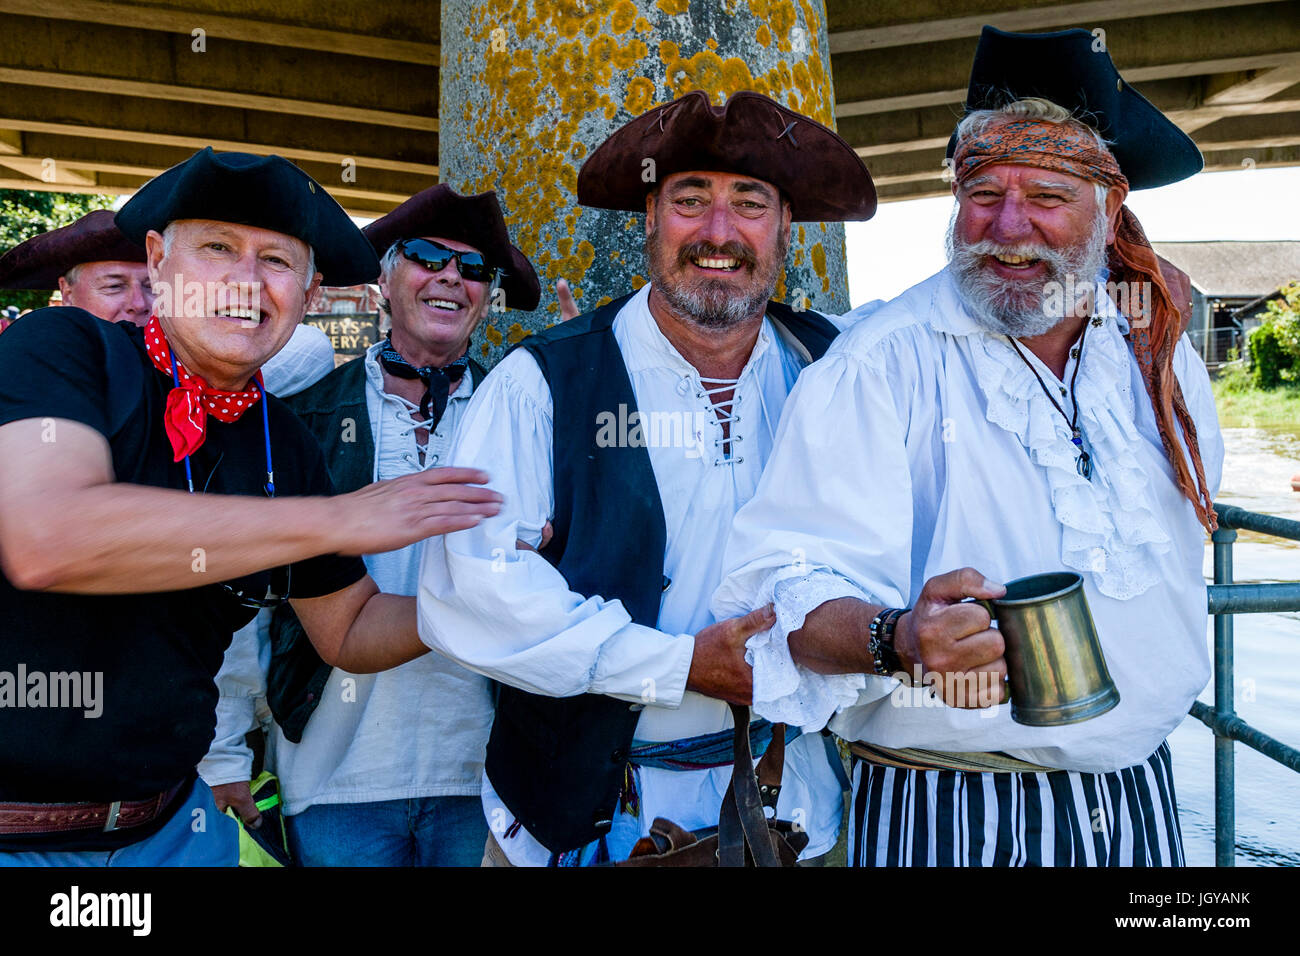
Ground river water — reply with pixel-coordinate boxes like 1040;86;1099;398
1170;423;1300;866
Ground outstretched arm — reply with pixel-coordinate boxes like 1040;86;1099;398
0;417;501;594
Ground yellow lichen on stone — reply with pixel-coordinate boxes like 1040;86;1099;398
630;274;647;289
610;0;637;33
624;76;656;115
506;322;530;345
454;0;845;356
810;242;829;292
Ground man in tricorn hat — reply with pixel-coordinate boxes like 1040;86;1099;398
715;27;1223;866
0;209;154;327
0;207;337;396
0;148;500;865
201;184;541;866
418;90;875;865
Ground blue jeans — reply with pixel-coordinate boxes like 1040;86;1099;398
286;795;488;866
0;778;240;867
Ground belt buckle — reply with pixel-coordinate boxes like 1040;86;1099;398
102;800;122;832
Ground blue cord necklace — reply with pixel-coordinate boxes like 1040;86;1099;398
168;350;275;497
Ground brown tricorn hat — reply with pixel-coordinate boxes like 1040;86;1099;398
0;209;147;290
363;184;541;311
577;89;876;222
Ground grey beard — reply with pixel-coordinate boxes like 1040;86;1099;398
645;229;784;333
652;277;773;331
947;206;1109;338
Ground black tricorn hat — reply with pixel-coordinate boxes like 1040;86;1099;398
115;147;379;286
363;184;541;311
0;209;147;289
947;26;1203;190
578;89;876;222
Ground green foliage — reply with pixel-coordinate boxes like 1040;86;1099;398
0;189;117;312
1246;280;1300;390
1215;346;1254;394
1248;320;1290;388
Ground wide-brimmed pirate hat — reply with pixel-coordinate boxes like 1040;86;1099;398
115;147;379;286
0;209;147;289
362;184;541;311
577;89;876;222
947;26;1203;190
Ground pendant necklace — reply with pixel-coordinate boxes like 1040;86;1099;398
1007;318;1094;480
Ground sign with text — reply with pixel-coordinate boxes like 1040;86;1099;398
304;313;380;356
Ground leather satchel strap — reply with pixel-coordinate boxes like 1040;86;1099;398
718;703;781;867
756;718;786;809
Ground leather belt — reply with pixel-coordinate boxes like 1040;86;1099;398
0;780;187;836
849;741;1054;774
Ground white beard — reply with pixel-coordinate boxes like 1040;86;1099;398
947;206;1109;338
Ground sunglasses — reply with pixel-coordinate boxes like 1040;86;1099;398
220;563;291;609
398;238;500;284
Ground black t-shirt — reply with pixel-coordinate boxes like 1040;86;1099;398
0;308;366;832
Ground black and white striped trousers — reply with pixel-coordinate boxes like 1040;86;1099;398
848;741;1185;867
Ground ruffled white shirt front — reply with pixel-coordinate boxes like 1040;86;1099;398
713;267;1223;773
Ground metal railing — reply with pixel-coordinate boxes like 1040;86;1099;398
1191;503;1300;866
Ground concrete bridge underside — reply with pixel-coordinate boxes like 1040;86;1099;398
0;0;1297;216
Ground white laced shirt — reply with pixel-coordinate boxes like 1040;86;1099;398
417;284;845;865
201;341;494;815
712;267;1224;773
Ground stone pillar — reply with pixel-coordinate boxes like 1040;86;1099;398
440;0;849;366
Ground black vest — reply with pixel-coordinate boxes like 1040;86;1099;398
486;294;838;852
264;353;485;743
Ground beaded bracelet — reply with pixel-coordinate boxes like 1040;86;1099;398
867;607;908;677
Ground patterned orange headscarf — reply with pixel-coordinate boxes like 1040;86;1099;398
953;118;1216;533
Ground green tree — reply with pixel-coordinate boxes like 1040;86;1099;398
0;189;117;312
1246;280;1300;389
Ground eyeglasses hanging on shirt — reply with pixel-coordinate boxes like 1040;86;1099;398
1006;318;1095;481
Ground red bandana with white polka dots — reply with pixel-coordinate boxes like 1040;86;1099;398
143;314;263;462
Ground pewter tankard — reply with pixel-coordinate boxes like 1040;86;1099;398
985;571;1120;727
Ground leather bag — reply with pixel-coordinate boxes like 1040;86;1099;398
616;704;809;867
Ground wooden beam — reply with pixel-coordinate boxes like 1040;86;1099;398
0;68;436;133
0;84;437;176
1170;97;1300;134
1198;143;1300;171
1204;63;1300;104
1192;110;1300;150
831;4;1300;117
4;131;435;207
0;0;439;64
0;157;97;186
0;14;437;125
827;0;1280;53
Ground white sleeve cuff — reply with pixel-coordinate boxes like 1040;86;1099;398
745;567;888;729
197;695;257;787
